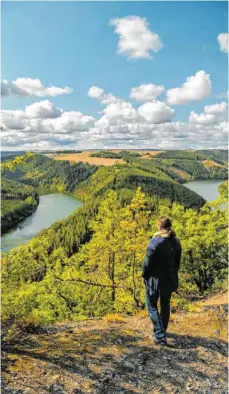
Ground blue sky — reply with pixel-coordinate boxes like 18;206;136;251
1;1;228;150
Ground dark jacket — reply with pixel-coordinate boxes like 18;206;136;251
142;232;182;295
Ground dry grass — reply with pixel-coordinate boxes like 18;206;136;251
170;167;191;179
103;314;126;323
46;150;164;166
202;160;226;169
47;151;125;166
2;292;228;394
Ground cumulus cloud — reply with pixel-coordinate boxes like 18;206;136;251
88;86;117;105
204;101;227;115
25;100;62;119
1;110;28;130
130;84;165;101
1;102;95;136
1;77;73;97
166;71;211;105
1;90;227;151
138;101;175;123
189;111;216;125
109;16;163;59
96;100;138;128
217;33;228;54
88;86;104;99
189;101;228;125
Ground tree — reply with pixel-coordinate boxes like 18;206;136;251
158;194;228;294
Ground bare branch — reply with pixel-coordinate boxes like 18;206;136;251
53;273;119;289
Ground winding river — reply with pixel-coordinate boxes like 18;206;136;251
1;179;225;253
184;179;224;202
1;193;82;253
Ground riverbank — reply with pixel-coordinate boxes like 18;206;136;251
1;192;39;235
184;179;226;201
1;193;83;253
2;291;227;394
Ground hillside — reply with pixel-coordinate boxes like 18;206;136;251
1;151;213;235
48;149;228;184
2;292;228;394
1;152;97;193
75;165;205;209
1;152;228;369
1;178;39;233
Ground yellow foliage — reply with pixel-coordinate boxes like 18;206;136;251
103;313;126;323
134;310;148;318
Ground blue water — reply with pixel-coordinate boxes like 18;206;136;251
1;193;82;252
184;179;224;202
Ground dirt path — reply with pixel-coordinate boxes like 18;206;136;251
2;293;228;394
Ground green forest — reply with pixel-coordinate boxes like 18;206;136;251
1;178;39;233
1;150;228;342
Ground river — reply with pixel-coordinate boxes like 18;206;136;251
1;179;224;253
1;193;82;253
184;179;224;202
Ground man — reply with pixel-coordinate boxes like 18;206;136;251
142;216;182;346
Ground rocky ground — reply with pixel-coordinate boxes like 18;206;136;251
2;292;228;394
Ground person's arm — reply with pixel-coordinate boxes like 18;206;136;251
142;238;158;279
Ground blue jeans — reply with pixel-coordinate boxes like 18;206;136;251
145;289;172;342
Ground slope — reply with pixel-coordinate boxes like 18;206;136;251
2;292;227;394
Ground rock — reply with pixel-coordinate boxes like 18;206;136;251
123;361;135;370
49;383;67;393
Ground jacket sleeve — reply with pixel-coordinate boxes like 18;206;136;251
142;238;157;279
175;239;182;272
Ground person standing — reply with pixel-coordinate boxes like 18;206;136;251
142;216;182;346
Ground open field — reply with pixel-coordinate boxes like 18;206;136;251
46;150;164;165
202;160;227;169
46;152;124;166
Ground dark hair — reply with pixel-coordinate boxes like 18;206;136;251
157;216;172;230
157;216;176;237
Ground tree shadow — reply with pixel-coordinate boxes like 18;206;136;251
166;332;228;356
2;326;228;394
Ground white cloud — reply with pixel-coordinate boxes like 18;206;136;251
54;111;95;132
138;101;175;123
1;89;227;151
88;86;117;105
1;104;95;136
88;86;104;99
166;70;211;105
109;16;163;59
189;111;216;125
204;101;227;115
25;100;62;119
130;84;165;101
217;33;228;54
97;100;138;127
1;110;28;130
1;77;73;97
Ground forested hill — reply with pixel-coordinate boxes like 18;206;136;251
1;150;228;354
1;151;97;193
1;152;97;233
1;149;227;233
1;178;39;233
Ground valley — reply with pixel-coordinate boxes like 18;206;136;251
1;149;228;359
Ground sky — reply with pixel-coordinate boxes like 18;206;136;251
1;1;228;151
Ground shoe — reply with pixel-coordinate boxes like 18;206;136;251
154;339;167;346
